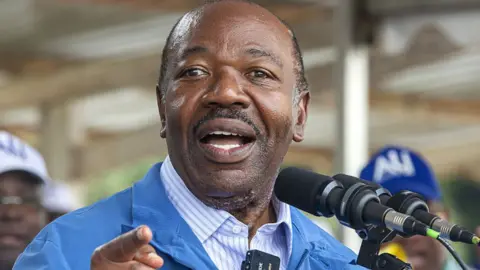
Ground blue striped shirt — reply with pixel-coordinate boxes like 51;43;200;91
161;156;293;270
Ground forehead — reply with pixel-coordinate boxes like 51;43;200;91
173;3;293;60
0;171;41;195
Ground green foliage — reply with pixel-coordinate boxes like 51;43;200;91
440;176;480;265
85;157;160;204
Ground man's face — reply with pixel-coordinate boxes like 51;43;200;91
158;2;309;211
0;171;45;270
393;202;446;270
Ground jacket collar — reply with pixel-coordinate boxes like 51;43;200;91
288;209;315;269
124;162;217;269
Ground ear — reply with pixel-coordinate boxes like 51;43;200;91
156;85;167;138
293;91;310;143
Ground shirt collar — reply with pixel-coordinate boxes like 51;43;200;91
161;156;230;243
160;156;292;246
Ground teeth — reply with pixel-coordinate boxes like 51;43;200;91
210;144;241;150
209;131;240;136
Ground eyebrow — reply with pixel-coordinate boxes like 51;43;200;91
245;48;283;68
179;46;209;61
178;46;283;68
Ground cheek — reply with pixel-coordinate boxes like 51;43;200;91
24;211;46;230
165;89;201;142
254;91;294;137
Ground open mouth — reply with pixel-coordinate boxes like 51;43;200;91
200;131;255;150
196;118;257;163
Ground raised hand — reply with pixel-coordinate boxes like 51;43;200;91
91;225;164;270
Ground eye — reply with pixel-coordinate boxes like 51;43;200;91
180;67;208;78
247;70;270;79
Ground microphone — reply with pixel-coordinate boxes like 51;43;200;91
388;191;480;246
333;174;480;246
333;174;391;205
241;250;280;270
275;167;437;238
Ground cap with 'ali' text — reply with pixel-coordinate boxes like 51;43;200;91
0;131;49;185
360;145;442;202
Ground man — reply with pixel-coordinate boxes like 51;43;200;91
14;1;365;269
42;181;80;223
0;131;49;270
360;145;461;270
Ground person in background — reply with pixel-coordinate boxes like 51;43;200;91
360;145;461;270
0;131;49;270
42;181;81;223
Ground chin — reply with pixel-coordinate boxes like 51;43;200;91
204;192;255;211
200;173;273;211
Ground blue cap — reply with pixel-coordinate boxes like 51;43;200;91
360;145;442;202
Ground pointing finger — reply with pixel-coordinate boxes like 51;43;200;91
96;225;153;263
134;245;164;269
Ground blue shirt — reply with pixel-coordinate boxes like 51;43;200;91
14;163;366;270
161;156;292;269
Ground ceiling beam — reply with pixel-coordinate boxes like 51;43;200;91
0;53;160;110
72;0;329;24
370;91;480;120
73;124;167;179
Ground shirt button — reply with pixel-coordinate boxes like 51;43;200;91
232;225;242;234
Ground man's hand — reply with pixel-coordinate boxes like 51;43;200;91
91;225;164;269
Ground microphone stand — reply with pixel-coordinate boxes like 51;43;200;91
356;225;412;270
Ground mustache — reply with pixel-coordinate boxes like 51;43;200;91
193;108;261;137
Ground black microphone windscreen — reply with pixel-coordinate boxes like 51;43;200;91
333;174;381;189
274;167;333;215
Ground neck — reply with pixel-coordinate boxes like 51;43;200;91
228;198;277;243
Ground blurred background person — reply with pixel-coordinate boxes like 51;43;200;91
42;181;81;223
0;131;49;270
360;145;460;270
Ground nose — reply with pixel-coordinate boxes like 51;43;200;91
0;205;24;222
202;68;251;109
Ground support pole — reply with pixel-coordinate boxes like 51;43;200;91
40;102;71;181
333;0;371;254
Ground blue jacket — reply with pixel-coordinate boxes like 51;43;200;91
14;163;366;270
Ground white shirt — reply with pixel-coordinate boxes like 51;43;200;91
161;156;293;270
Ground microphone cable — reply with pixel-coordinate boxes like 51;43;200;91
436;237;470;270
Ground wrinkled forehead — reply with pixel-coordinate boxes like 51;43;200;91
169;4;293;60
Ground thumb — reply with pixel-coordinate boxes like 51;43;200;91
96;225;153;263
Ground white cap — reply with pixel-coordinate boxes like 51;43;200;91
0;131;49;184
42;181;81;213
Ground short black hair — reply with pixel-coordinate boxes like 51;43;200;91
157;0;309;102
